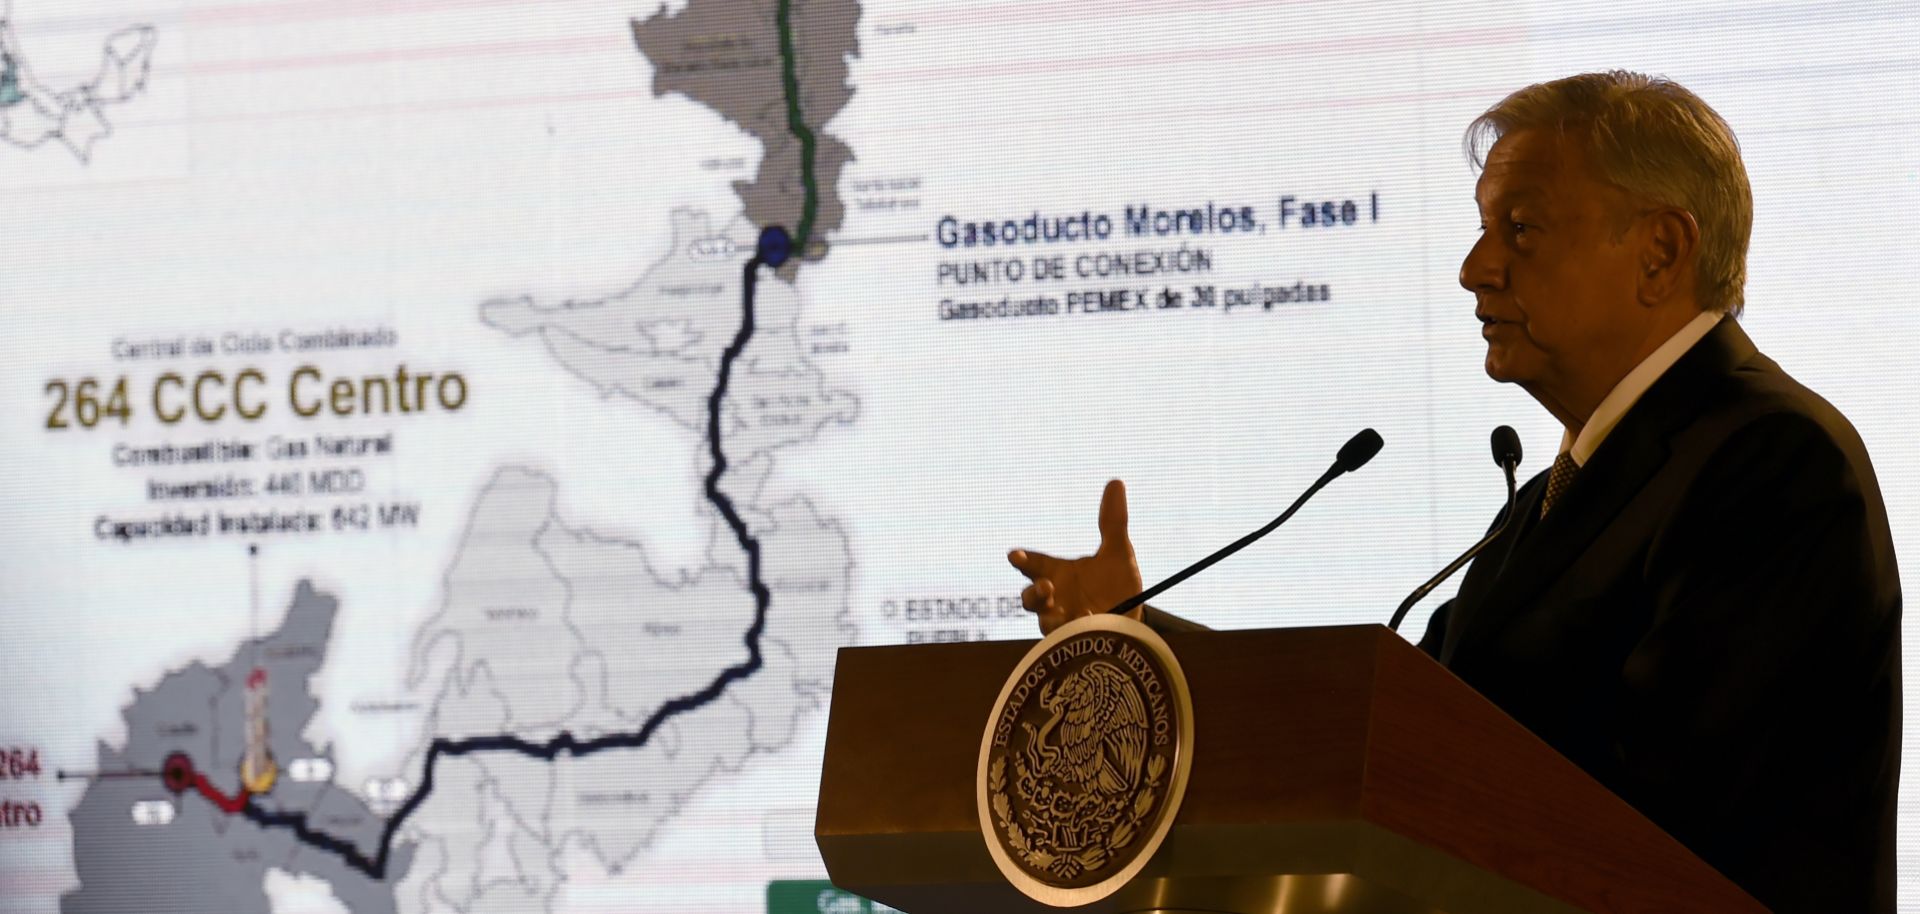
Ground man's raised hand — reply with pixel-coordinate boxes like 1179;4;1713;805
1008;479;1144;634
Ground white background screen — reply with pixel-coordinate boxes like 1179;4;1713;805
2;1;1917;911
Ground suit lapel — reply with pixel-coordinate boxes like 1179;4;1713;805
1447;319;1759;655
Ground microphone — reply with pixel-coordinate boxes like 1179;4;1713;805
1107;428;1383;616
1387;425;1523;632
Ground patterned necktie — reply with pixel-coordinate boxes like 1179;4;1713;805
1541;452;1579;518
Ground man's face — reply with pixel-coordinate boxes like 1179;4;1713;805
1460;129;1644;397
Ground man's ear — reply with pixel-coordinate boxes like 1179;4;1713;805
1639;207;1700;307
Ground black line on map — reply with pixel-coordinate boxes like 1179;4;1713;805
56;769;159;781
178;0;825;879
232;252;773;879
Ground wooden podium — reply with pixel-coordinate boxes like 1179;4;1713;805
815;625;1766;913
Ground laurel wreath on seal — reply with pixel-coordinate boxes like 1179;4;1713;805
988;751;1168;880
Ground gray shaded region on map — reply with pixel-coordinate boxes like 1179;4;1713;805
397;465;855;910
481;207;859;476
62;581;413;914
630;0;860;260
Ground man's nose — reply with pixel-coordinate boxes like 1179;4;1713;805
1459;231;1507;293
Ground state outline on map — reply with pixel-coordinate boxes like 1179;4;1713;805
402;461;853;746
62;580;416;914
392;451;855;891
0;0;156;161
479;206;862;477
629;0;861;263
62;0;868;907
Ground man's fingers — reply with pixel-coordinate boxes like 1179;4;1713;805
1008;548;1062;581
1020;579;1055;612
1096;479;1130;555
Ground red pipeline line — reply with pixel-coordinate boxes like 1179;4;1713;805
190;772;249;814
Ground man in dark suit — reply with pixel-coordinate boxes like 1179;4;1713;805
1010;72;1901;912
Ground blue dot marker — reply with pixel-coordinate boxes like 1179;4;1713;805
757;226;793;267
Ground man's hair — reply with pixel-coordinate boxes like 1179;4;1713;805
1465;71;1753;316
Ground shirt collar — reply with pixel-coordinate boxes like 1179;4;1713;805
1558;310;1725;466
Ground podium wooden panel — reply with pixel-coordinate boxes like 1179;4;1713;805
815;624;1765;913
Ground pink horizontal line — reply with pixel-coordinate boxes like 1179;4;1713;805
863;24;1524;83
0;869;78;894
179;32;625;77
858;83;1507;137
157;19;1516;86
116;84;654;129
183;0;585;27
902;0;1329;29
7;0;583;34
108;79;1496;138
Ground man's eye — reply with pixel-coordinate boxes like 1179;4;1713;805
1511;221;1531;236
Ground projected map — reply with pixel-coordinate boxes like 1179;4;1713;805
2;2;1917;913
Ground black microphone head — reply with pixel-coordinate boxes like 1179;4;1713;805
1490;425;1522;470
1335;428;1384;474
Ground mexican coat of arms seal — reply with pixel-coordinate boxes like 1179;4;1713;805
976;613;1195;906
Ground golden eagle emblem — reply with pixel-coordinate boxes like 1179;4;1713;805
979;616;1190;902
1021;660;1149;796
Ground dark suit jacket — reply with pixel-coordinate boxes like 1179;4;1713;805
1418;319;1901;912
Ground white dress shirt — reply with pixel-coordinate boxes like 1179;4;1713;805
1560;310;1725;467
